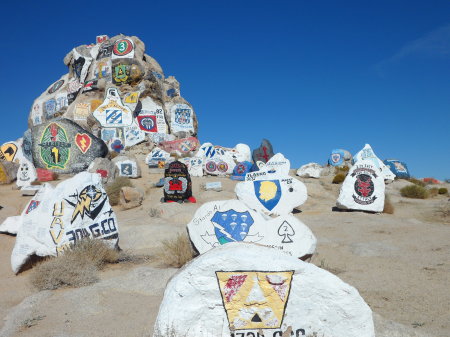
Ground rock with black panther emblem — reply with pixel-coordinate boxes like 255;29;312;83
11;172;118;273
336;160;385;212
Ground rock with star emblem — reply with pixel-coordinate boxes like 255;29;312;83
31;118;108;174
336;160;385;212
11;172;119;273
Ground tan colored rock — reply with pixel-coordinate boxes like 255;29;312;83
119;186;144;210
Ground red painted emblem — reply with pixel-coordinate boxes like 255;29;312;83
96;169;108;178
169;179;183;191
75;133;92;153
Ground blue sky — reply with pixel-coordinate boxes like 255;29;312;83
1;0;449;179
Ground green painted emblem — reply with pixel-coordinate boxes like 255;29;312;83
114;64;129;84
39;123;71;169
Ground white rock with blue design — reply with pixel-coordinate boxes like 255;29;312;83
353;144;395;181
235;175;308;216
93;87;133;127
186;199;316;259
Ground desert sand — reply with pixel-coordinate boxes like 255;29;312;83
0;157;449;337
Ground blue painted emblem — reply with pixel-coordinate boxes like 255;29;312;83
384;159;410;178
329;149;345;166
106;109;123;124
231;161;253;181
253;180;281;211
211;210;254;244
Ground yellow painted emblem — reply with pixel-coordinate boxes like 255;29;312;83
124;92;139;103
258;181;278;201
216;271;294;330
0;143;18;162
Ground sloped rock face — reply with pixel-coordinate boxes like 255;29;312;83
27;34;198;171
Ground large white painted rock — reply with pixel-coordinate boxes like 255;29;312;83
296;162;323;179
0;184;53;235
145;147;170;168
112;155;141;178
16;158;37;188
336;160;385;212
244;153;290;182
11;172;118;273
153;243;375;337
93;87;133;127
186;200;316;259
180;156;204;177
236;176;307;216
353;144;395;181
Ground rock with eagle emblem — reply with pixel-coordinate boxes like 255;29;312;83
336;160;385;212
11;172;118;273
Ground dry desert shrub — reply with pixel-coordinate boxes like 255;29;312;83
334;166;349;174
383;195;395;214
156;232;195;268
148;207;162;217
400;185;428;199
105;177;133;205
407;178;426;187
332;173;346;184
428;187;439;198
438;187;448;195
30;239;119;290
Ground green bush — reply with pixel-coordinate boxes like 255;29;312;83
400;185;428;199
438;187;448;195
407;178;426;187
332;173;346;184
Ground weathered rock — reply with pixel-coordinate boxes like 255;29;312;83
336;160;385;212
252;138;274;163
31;118;108;174
231;161;253;181
87;157;118;184
187;200;316;258
16;158;37;188
11;172;118;273
353;144;395;181
0;184;53;235
235;175;308;216
119;186;144;210
159;137;200;156
145;147;170;168
383;159;410;179
163;161;193;202
21;130;33;161
0;161;19;184
296;162;323;178
112;155;141;178
153;243;375;337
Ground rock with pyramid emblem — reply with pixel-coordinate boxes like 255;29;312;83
186;199;316;259
336;160;385;212
153;243;375;337
11;172;118;273
31;118;108;174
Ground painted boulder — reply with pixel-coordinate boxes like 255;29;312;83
16;158;37;188
204;157;236;176
163;161;193;202
112;155;141;178
123;122;146;147
244;153;291;182
336;160;385;212
159;137;200;156
153;243;375;337
0;161;19;184
31;118;108;174
383;159;410;179
296;162;323;179
168;102;195;134
21;130;33;161
93;87;133;127
180;156;204;177
187;200;316;259
0;141;25;163
235;176;308;216
145;147;170;168
0;184;53;235
230;161;253;181
353;144;395;181
137;97;168;142
328;149;352;167
252;138;274;163
11;172;119;273
87;157;118;184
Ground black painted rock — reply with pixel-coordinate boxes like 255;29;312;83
252;138;274;163
163;161;192;202
31;118;108;174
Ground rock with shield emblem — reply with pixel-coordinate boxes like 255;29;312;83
163;161;193;202
336;160;385;212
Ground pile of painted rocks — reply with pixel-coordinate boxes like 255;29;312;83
154;152;376;337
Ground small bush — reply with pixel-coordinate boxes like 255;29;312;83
156;232;195;268
428;187;439;198
332;173;346;184
383;195;394;214
407;178;426;187
334;166;349;174
105;177;133;206
438;188;448;195
30;239;119;290
400;185;428;199
148;208;162;217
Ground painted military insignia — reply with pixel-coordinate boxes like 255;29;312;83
113;38;134;57
211;210;254;244
351;167;378;205
216;271;294;330
254;180;282;211
38;123;71;169
0;143;18;161
113;64;130;84
48;79;65;94
75;133;92;153
65;185;107;223
137;115;157;132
